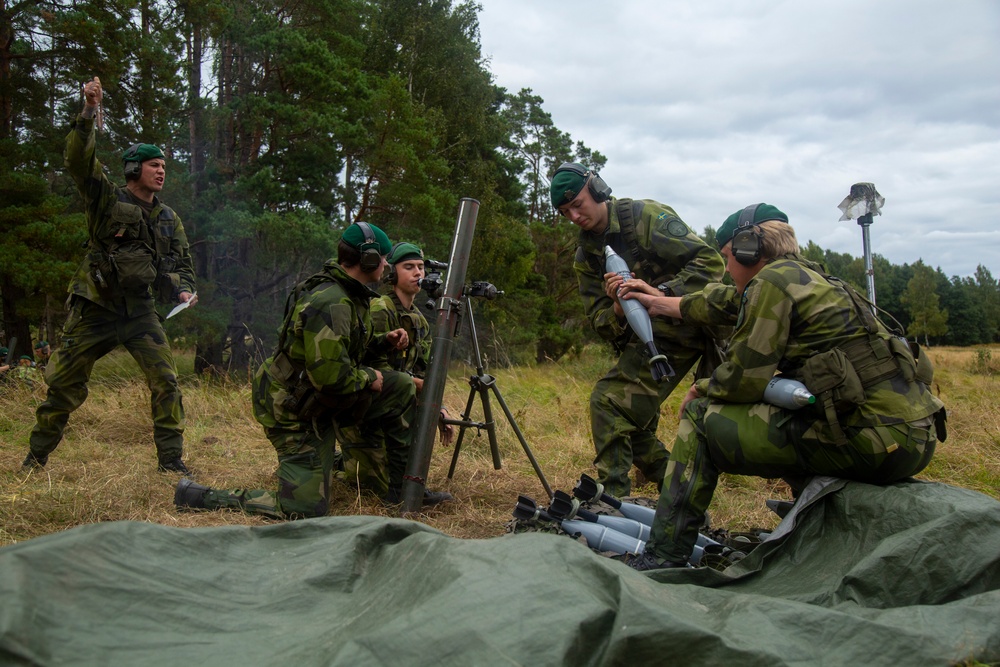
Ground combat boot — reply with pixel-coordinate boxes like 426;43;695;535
174;477;211;509
174;478;247;512
382;485;454;507
158;458;191;474
624;550;688;572
21;452;47;470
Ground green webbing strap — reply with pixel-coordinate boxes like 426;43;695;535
615;198;655;277
274;270;334;369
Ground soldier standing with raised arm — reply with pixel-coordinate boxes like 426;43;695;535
21;77;197;474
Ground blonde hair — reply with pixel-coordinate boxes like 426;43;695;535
758;220;799;258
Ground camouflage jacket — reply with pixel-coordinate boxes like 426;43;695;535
65;115;196;317
573;197;726;349
366;291;431;377
267;261;379;397
696;254;944;426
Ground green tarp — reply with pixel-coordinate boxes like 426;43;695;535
1;478;998;666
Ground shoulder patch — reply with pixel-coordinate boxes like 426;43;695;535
667;218;689;237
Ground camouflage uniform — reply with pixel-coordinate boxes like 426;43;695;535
366;291;431;377
16;360;44;387
27;114;195;467
646;254;946;563
200;261;415;518
575;198;726;496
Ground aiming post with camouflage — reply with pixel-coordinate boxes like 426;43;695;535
551;162;727;497
174;223;451;518
22;76;197;474
616;203;947;570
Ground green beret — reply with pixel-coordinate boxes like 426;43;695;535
388;242;423;265
341;222;392;255
19;355;31;361
123;144;165;163
0;348;7;356
550;164;588;208
716;203;789;249
35;341;48;349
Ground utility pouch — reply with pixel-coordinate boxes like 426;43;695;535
799;347;866;413
933;406;948;442
155;270;181;303
909;341;935;385
87;248;113;291
105;201;144;240
110;242;157;294
887;336;917;383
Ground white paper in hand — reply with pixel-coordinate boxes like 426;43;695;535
166;293;197;319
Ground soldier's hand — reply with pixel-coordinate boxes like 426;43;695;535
386;328;409;350
370;369;384;392
603;271;629;301
616;278;657;298
412;376;424;392
438;409;455;447
179;291;198;306
83;77;102;108
678;384;701;418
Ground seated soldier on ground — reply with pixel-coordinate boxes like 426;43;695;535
614;203;946;570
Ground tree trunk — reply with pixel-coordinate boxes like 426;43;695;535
0;276;34;359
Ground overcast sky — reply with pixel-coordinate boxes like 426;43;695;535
476;0;1000;279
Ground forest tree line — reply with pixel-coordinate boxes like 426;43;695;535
2;0;998;375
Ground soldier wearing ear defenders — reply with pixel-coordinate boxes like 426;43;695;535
551;163;726;497
617;204;946;570
22;76;196;475
364;242;455;450
175;223;451;517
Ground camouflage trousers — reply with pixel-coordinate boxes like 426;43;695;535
591;341;702;496
209;371;416;519
645;397;938;563
337;370;416;497
202;423;340;520
28;297;185;464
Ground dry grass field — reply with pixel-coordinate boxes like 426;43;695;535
1;344;997;547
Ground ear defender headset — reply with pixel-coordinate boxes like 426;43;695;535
123;144;143;180
731;203;764;266
554;162;613;203
386;242;401;285
355;221;383;273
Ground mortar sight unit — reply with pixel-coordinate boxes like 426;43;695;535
419;260;502;308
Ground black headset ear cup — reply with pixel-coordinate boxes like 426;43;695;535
386;242;401;284
587;172;612;203
553;162;612;203
123;144;142;180
356;222;383;273
731;203;763;266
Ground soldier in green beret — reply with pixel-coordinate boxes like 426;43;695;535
175;223;451;518
366;243;454;418
550;163;727;497
16;356;44;387
22;77;196;474
618;203;947;570
33;341;51;372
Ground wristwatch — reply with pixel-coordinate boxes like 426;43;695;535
656;283;673;296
